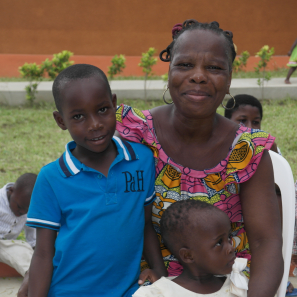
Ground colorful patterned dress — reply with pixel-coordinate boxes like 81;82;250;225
116;104;275;278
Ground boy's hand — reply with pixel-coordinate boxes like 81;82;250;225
138;268;165;285
17;270;29;297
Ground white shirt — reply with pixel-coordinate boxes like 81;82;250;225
0;183;36;247
133;258;248;297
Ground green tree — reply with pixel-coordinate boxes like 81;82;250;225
139;48;157;100
108;55;126;79
232;51;250;74
19;51;74;104
254;45;274;99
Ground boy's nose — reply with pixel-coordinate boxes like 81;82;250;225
88;116;103;131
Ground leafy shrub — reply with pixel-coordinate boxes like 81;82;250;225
19;51;74;104
139;48;157;100
108;55;126;79
232;51;250;73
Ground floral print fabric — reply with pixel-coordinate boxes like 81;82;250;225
116;104;275;277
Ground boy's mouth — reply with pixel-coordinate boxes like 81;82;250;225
90;136;105;141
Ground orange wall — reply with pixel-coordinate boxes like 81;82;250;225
0;0;296;57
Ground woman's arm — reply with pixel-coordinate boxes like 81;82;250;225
28;228;57;297
138;204;167;284
240;150;283;297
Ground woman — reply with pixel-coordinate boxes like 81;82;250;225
117;20;283;297
18;20;283;297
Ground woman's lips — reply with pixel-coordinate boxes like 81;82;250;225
183;90;210;101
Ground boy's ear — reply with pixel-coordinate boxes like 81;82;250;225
111;93;117;109
179;247;194;264
7;186;13;196
53;111;67;130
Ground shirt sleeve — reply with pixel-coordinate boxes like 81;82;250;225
24;225;36;248
144;153;156;206
26;167;61;231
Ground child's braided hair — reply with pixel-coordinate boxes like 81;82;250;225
160;19;236;70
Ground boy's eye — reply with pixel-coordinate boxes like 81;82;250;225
73;114;83;120
208;65;221;70
253;121;260;126
99;107;107;113
240;119;246;123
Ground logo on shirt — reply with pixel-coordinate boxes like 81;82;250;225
122;171;144;192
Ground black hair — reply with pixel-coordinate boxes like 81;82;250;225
52;64;112;113
15;173;37;195
160;200;223;258
160;19;236;71
224;94;263;119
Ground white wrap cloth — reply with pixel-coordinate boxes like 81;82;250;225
133;257;249;297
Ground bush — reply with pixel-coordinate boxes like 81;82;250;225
19;51;74;104
108;55;126;80
232;51;250;73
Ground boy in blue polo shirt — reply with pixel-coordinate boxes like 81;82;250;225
26;64;166;297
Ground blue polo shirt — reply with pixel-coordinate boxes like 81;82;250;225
27;137;156;297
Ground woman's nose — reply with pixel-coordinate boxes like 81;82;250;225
189;67;207;84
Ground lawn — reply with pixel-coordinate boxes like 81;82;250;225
0;98;297;189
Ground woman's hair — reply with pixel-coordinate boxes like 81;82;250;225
224;94;263;119
160;19;236;70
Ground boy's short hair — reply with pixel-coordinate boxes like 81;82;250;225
52;64;112;113
224;94;263;119
160;200;223;258
15;173;37;194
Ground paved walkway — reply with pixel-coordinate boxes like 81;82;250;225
0;77;297;105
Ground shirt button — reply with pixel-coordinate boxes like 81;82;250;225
8;230;11;233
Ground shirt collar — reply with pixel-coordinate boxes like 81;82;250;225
58;137;138;177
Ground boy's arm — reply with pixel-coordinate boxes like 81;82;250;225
28;228;57;297
138;204;167;285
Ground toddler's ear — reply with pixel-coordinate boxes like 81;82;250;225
53;111;67;130
179;248;194;264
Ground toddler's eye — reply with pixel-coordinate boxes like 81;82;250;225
99;107;107;113
216;239;223;246
73;114;83;120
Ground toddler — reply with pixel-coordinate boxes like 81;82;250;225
26;64;164;297
0;173;37;276
133;200;248;297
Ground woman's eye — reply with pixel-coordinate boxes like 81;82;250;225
208;65;221;70
73;114;83;120
99;107;107;113
178;63;192;67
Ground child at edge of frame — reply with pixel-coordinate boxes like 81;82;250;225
25;64;166;297
133;200;249;297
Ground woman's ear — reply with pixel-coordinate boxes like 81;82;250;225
53;111;67;130
179;247;194;264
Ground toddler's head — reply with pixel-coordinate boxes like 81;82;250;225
224;94;263;129
52;64;117;155
8;173;37;217
160;200;235;275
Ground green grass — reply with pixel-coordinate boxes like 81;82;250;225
0;98;296;188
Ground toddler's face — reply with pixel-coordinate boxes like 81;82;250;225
8;186;30;217
54;77;117;156
230;105;261;129
189;211;236;275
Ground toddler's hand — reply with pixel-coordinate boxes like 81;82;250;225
138;268;165;285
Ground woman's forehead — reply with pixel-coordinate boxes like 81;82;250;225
173;29;228;58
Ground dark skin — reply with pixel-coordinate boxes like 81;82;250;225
150;29;282;297
285;38;297;84
173;211;235;294
7;186;31;217
24;77;165;297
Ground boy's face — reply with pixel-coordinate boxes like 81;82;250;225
230;105;262;130
53;76;117;156
187;210;235;275
7;186;30;217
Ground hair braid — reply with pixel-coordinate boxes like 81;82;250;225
160;19;236;70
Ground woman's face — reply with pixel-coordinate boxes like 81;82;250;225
168;29;232;118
